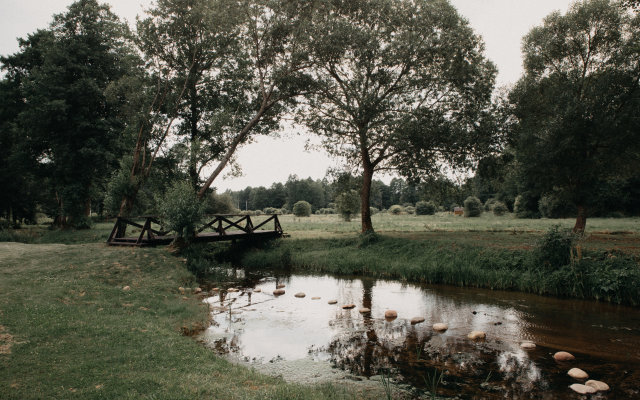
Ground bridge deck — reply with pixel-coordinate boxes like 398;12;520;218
107;214;284;247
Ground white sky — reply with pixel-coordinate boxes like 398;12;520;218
0;0;573;191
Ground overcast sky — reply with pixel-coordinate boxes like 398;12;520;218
0;0;574;191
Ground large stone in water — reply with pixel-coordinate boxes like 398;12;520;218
227;288;239;292
328;300;338;305
468;331;486;340
585;380;609;392
520;342;536;350
294;292;306;298
359;308;371;314
410;317;425;325
342;304;355;309
554;351;575;361
384;310;397;320
253;288;261;293
273;289;285;296
569;384;597;394
568;368;588;380
311;297;320;300
276;284;285;289
432;323;448;331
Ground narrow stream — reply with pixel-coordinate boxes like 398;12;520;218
198;269;640;398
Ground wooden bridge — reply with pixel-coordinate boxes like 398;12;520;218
107;214;284;247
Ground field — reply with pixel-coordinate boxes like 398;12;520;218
1;213;639;399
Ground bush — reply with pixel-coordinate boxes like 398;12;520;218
514;192;541;218
204;192;237;214
335;190;360;222
315;208;336;215
415;201;436;215
369;207;379;215
405;206;416;215
492;201;508;216
538;194;575;218
463;196;483;217
160;181;205;238
484;198;498;211
535;225;576;269
389;205;404;215
292;201;312;217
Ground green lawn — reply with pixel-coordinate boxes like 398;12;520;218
0;242;367;399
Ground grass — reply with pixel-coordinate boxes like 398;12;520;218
0;242;372;399
236;216;640;305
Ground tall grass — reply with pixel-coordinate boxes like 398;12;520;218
238;234;640;306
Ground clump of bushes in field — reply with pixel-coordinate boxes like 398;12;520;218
492;201;508;216
416;200;436;215
315;208;336;215
335;190;360;221
389;205;404;215
463;196;483;217
292;201;312;217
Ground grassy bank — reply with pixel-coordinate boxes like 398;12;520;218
0;242;367;399
237;234;640;306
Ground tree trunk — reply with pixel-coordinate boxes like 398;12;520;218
361;163;374;233
573;204;587;234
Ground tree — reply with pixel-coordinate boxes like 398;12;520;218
302;0;496;232
292;200;312;217
335;190;360;221
196;0;319;198
511;0;640;232
1;0;139;226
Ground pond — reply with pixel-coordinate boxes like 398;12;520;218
198;269;640;399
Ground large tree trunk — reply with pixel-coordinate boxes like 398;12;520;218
361;162;374;233
573;204;587;234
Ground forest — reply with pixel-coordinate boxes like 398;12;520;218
1;0;639;235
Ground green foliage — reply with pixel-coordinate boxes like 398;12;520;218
492;202;508;216
512;0;640;231
416;201;436;215
292;200;312;217
369;207;379;215
463;196;483;217
514;193;540;219
405;206;416;215
484;198;498;212
160;181;205;238
389;205;404;215
535;225;576;270
335;189;360;222
204;192;237;214
538;194;575;219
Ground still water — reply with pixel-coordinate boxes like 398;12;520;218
198;270;640;398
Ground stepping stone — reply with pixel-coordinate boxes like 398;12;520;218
468;331;486;340
311;297;320;300
384;310;397;320
294;292;306;298
553;351;575;361
342;304;355;309
253;288;261;293
410;317;425;325
432;323;448;331
585;380;609;392
359;308;371;314
569;384;596;394
276;284;285;289
568;368;588;380
328;300;338;305
227;288;239;292
520;342;536;350
273;289;285;295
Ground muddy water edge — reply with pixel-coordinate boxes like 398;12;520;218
194;266;640;399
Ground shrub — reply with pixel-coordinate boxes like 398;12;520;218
405;206;416;215
160;181;205;238
389;205;404;215
415;201;436;215
335;190;360;221
263;207;279;214
292;201;312;217
484;198;498;211
369;207;379;215
463;196;483;217
492;201;508;216
204;192;237;214
538;194;575;218
514;192;541;218
535;225;577;270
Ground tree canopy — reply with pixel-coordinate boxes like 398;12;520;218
511;0;640;232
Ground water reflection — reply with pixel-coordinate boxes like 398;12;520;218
199;271;640;399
